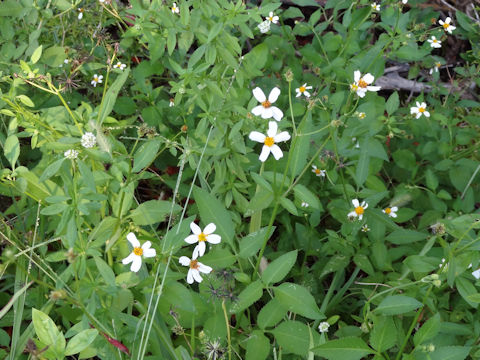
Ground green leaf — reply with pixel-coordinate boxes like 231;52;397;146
271;321;311;357
392;149;416;170
414;313;440;346
42;46;67;67
230;280;263;314
279;197;298;215
293;184;321;210
193;187;235;245
17;95;34;107
31;45;43;64
355;137;370;186
93;257;115;287
0;0;23;16
370;316;397;352
239;226;275;258
455;277;478;308
290;112;312;178
312;337;375;360
207;22;223;43
274;282;323;319
132;139;161;172
97;68;130;126
431;346;471;360
167;31;176;55
262;250;297;285
32;308;64;348
246;330;270;360
163;281;195;312
258;298;287;329
4;135;20;168
40;203;68;216
375;295;423;315
77;160;96;192
385;91;399;115
39;158;66;182
386;229;428;245
129;200;181;226
65;329;98;356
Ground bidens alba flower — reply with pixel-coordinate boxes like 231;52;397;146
179;253;212;284
427;36;441;48
348;199;368;220
113;62;126;70
91;74;103;87
429;62;441;74
371;2;380;11
383;206;398;218
318;322;330;333
251;87;283;121
439;17;455;33
78;8;84;19
258;20;271;34
295;83;313;98
122;233;156;272
249;121;291;162
171;2;179;13
184;222;221;258
312;165;326;177
64;149;78;159
410;101;430;118
266;12;279;24
81;132;96;148
350;71;381;98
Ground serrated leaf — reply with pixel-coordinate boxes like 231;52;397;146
65;329;98;356
375;295;422;315
31;45;43;64
262;250;297;284
239;227;275;258
4;135;20;168
230;280;263;314
93;257;115;287
414;313;440;346
132;139;161;172
272;321;310;357
274;283;323;319
129;200;181;226
385;92;399;115
39;158;66;182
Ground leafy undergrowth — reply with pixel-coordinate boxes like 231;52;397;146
1;0;480;359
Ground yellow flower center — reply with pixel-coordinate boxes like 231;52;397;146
262;100;271;108
385;207;391;214
79;8;83;12
190;259;199;269
268;16;273;21
299;86;306;93
351;83;358;91
359;113;366;119
419;107;425;113
315;169;320;174
435;62;441;68
264;137;274;147
442;23;449;29
94;76;98;81
433;39;438;43
198;233;207;242
133;247;143;256
358;79;368;88
355;206;364;215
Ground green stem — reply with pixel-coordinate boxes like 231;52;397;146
288;81;297;136
222;300;232;360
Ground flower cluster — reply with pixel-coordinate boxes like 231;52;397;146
348;199;400;226
81;132;96;148
64;149;78;159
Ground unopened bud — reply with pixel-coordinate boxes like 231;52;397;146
284;69;294;82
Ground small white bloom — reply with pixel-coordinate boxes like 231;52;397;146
169;98;175;107
113;61;126;70
382;206;398;218
266;11;279;24
402;0;408;3
122;233;156;272
472;268;480;279
171;2;179;13
312;165;326;177
439;258;448;272
78;8;84;19
439;17;455;34
184;222;221;258
427;36;442;48
295;83;313;98
347;199;368;221
350;70;381;98
371;2;380;11
179;253;212;284
318;322;330;333
358;112;366;119
99;0;105;3
64;149;78;159
429;62;441;74
352;137;360;149
249;121;291;162
91;74;103;87
59;59;69;68
301;202;309;208
410;101;430;118
251;87;283;121
81;132;96;148
361;224;370;232
258;20;271;34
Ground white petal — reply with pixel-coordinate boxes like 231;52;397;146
274;131;291;143
268;87;281;103
184;234;198;244
358;214;363;220
362;73;374;84
198;263;213;274
261;107;273;119
352;199;360;207
249;131;266;143
306;85;313;90
472;269;480;280
252;87;266;102
251;105;265;117
203;223;216;235
304;91;311;98
424;111;430;118
190;222;202;235
295;90;301;97
272;16;279;23
356;89;366;98
439;20;445;26
207;234;221;244
354;70;361;82
192;269;204;283
391;207;398;212
143;248;156;258
270;145;284;160
416;112;422;119
179;256;191;266
122;253;135;265
195;242;206;257
410;107;418;114
267;121;278;137
362;202;369;209
126;233;140;248
390;212;397;218
130;256;142;272
347;211;357;218
141;241;152;251
420;102;427;108
445;17;451;23
367;86;381;92
259;146;271;162
187;269;194;284
271;107;283;121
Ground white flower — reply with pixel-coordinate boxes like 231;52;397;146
78;8;84;19
358;112;366;119
347;199;368;221
122;232;156;272
382;206;398;218
249;121;291;162
352;137;360;149
169;98;175;107
179;253;212;284
439;258;448;272
350;70;381;98
295;83;313;98
59;59;69;68
318;322;330;333
171;2;179;13
410;101;430;118
266;11;279;24
64;149;78;159
99;0;105;3
472;268;480;280
361;224;370;232
91;74;103;87
429;62;441;74
439;17;455;33
184;222;221;258
371;2;380;11
402;0;408;3
113;62;126;70
251;87;283;121
301;202;309;208
427;36;442;48
81;132;96;148
258;20;271;34
312;165;326;177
